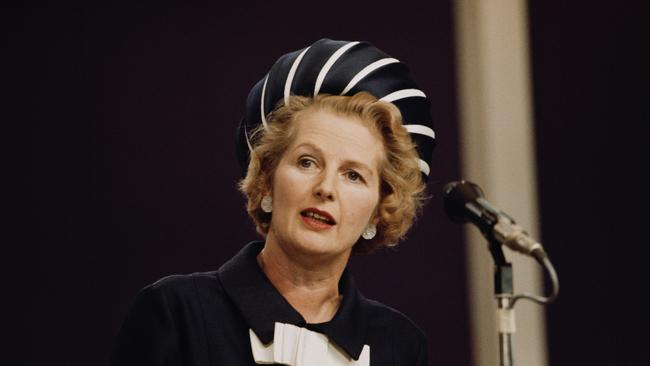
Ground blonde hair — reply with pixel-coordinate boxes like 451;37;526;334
239;92;426;253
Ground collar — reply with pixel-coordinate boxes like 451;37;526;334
217;241;370;360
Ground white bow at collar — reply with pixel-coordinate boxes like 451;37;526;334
249;322;370;365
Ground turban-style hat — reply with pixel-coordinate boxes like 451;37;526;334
236;38;436;181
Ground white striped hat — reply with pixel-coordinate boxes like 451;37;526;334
236;38;436;181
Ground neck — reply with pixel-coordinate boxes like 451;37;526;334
258;238;350;324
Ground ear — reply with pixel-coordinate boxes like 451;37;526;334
370;205;381;225
264;178;274;198
261;180;272;196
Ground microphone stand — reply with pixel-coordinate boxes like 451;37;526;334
485;237;560;366
441;180;560;365
443;180;560;366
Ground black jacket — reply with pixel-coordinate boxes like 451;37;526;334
111;241;428;365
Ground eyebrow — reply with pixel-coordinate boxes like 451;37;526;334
292;142;376;177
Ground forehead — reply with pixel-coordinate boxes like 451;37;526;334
289;108;385;168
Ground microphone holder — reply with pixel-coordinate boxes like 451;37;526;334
485;237;560;366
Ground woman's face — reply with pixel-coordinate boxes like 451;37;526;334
266;108;383;261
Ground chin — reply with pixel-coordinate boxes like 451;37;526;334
292;233;350;258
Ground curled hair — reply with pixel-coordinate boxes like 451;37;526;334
239;92;426;253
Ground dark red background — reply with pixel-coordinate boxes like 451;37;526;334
7;1;648;365
529;1;649;365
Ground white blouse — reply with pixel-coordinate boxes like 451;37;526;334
249;322;371;365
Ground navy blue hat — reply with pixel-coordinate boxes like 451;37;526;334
236;38;436;180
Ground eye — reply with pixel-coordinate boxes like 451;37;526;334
346;170;364;183
298;157;316;169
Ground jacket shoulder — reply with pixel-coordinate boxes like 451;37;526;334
146;271;220;295
364;298;426;340
111;271;222;366
362;297;428;364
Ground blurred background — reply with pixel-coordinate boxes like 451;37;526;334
6;1;648;365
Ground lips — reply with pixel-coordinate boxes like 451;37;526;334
300;208;336;226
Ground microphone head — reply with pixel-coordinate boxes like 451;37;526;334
442;180;485;223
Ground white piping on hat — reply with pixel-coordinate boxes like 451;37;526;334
340;58;399;95
244;128;253;152
260;75;269;128
418;159;430;176
380;88;426;102
404;124;436;140
314;41;360;95
284;47;311;105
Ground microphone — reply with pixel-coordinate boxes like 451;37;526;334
443;180;546;260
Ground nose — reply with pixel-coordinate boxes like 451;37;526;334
313;169;336;201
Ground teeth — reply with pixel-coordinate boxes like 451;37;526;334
305;211;332;223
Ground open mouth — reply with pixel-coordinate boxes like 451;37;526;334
300;209;336;225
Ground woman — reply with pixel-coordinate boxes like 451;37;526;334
111;39;436;365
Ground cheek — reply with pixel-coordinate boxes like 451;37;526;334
272;168;310;211
343;188;380;225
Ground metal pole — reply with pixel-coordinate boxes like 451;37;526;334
491;243;515;366
497;296;515;366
